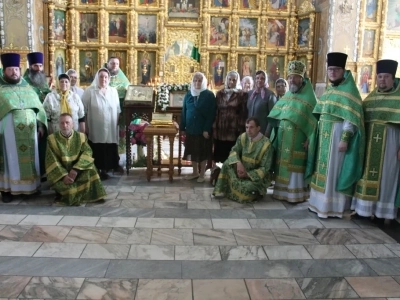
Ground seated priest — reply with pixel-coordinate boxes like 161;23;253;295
45;113;106;206
212;117;273;203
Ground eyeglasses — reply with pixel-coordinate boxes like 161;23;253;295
327;67;342;73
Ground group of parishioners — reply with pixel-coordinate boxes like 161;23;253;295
0;52;131;206
183;53;399;222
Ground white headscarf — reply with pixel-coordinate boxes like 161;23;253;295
275;78;288;90
90;68;111;89
224;70;242;92
190;72;208;96
241;76;254;91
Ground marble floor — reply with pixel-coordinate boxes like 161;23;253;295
0;168;400;300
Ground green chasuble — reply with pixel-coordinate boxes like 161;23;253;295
23;70;51;103
213;133;273;203
46;131;106;206
0;76;47;180
23;70;51;175
109;69;130;154
308;70;365;196
268;78;317;184
354;78;400;203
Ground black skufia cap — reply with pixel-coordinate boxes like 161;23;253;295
327;52;347;68
376;59;398;76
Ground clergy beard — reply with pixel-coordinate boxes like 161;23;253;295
3;74;21;84
289;83;300;93
108;68;119;76
28;69;47;87
329;77;344;86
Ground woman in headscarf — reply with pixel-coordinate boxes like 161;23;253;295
241;75;254;92
180;72;216;183
81;68;122;180
43;73;85;134
213;70;248;164
247;70;277;137
275;77;288;100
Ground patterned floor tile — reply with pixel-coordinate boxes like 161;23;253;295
18;215;63;226
297;277;358;298
193;279;250;300
346;276;400;297
135;279;191;300
0;225;32;241
264;245;312;260
0;275;31;298
310;228;359;245
0;214;27;225
246;278;305;299
64;227;112;243
58;216;100;227
19;277;84;299
107;227;152;244
174;218;213;229
33;243;86;258
234;229;279;245
0;241;42;256
135;218;174;228
305;245;355;259
80;244;130;259
151;229;193;245
272;229;319;245
193;229;237;245
248;219;289;229
212;218;251;229
220;246;267;260
21;226;71;243
346;244;398;258
175;246;221;260
96;217;137;227
347;229;397;244
128;245;174;260
76;278;138;300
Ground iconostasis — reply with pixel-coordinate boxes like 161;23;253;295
45;0;319;93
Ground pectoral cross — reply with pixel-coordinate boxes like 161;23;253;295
373;133;382;143
369;168;378;177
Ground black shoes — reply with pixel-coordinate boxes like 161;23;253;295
1;191;13;203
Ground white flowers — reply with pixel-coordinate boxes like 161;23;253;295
157;83;190;111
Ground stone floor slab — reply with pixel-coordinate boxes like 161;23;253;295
347;229;397;244
310;228;359;245
106;260;182;279
264;245;313;260
248;219;289;229
0;275;31;298
58;216;100;227
128;245;174;260
346;244;398;258
135;217;174;228
305;245;355;259
20;225;71;243
193;229;237;245
81;243;130;259
107;227;152;244
175;246;221;260
33;242;86;258
151;229;194;245
220;246;267;260
0;214;27;225
297;277;358;298
234;229;279;245
212;218;251;229
0;225;32;242
0;241;41;257
18;215;63;226
64;227;112;244
193;279;249;300
174;218;213;229
346;276;400;297
96;217;137;228
76;278;138;300
19;277;85;299
245;278;306;300
135;279;191;300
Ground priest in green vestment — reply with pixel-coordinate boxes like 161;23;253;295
0;53;47;203
308;52;365;218
106;56;130;159
213;117;273;203
46;113;106;206
352;59;400;220
23;52;52;177
268;61;318;203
